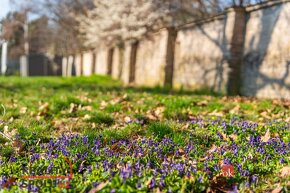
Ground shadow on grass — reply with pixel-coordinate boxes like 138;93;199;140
0;75;222;97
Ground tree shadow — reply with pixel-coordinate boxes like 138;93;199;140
177;3;289;98
242;4;289;98
0;75;221;97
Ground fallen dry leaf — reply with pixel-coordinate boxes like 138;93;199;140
100;101;108;110
261;129;271;142
83;114;91;120
209;176;238;193
271;186;283;193
197;100;208;106
81;106;93;111
88;181;108;193
229;134;238;141
209;110;224;117
229;105;240;114
260;111;271;119
124;116;132;123
39;102;49;112
69;103;77;113
2;177;17;188
156;187;163;193
154;106;165;118
280;166;290;177
20;107;27;114
178;148;186;156
12;140;25;152
207;145;217;154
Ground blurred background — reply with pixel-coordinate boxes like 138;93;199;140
0;0;266;76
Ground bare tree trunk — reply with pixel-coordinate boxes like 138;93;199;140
164;27;177;87
80;53;83;76
107;48;114;75
227;7;246;95
92;52;96;75
118;44;124;79
129;41;138;84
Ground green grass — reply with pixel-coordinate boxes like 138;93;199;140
0;75;289;192
87;112;115;126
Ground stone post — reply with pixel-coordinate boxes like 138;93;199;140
62;57;68;77
67;55;74;77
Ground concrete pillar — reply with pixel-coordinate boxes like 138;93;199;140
83;52;93;76
75;54;82;76
95;49;107;75
121;43;131;84
225;7;246;95
1;41;8;75
112;45;125;79
62;57;68;77
20;55;28;77
67;55;74;77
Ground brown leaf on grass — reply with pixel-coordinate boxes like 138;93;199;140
181;123;190;130
8;117;14;123
3;126;16;140
124;116;132;123
209;110;224;117
2;177;17;188
280;166;290;177
145;177;153;188
261;129;271;142
207;145;217;154
111;142;121;152
271;186;283;193
12;140;25;152
188;160;198;167
197;100;208;106
199;156;208;162
147;113;157;120
110;98;121;105
81;106;93;111
220;132;228;141
88;181;108;193
100;101;108;110
154;106;165;118
83;114;91;120
69;103;77;113
229;105;240;114
156;187;163;193
39;102;49;112
178;148;186;156
19;107;27;114
209;176;238;193
122;94;128;100
229;134;238;141
259;110;271;119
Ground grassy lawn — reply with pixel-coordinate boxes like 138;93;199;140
0;76;289;192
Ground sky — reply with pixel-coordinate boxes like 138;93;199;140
0;0;10;20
